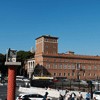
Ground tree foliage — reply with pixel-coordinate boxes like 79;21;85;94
0;53;5;62
0;50;35;76
16;50;35;76
17;50;35;62
0;53;7;76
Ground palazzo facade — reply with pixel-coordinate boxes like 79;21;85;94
35;35;100;80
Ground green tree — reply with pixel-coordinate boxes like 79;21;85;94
0;53;5;63
0;50;35;76
0;53;7;76
17;50;35;76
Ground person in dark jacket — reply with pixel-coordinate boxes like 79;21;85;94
70;92;76;100
59;94;64;100
43;92;49;100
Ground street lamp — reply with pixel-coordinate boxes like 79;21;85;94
69;79;71;90
77;72;80;90
88;81;93;99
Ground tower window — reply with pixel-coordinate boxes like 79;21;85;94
76;63;80;69
59;73;62;76
54;73;56;76
68;73;70;76
64;73;66;76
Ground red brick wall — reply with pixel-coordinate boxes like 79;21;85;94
35;35;100;80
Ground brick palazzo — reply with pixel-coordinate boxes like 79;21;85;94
35;35;100;80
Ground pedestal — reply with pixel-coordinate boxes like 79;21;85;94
5;62;21;100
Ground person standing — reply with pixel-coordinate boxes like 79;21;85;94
77;92;83;100
86;92;91;100
71;92;76;100
64;93;71;100
59;94;64;100
43;92;49;100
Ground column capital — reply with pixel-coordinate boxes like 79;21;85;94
5;62;21;66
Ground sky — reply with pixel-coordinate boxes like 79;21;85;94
0;0;100;56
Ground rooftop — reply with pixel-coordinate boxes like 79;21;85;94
36;35;58;40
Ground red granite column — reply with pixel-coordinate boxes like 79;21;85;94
7;66;16;100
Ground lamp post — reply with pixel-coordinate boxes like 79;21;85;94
97;76;99;91
77;72;80;90
5;48;21;100
88;81;93;99
69;79;71;90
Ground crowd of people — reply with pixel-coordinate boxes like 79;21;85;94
60;92;83;100
59;91;96;100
